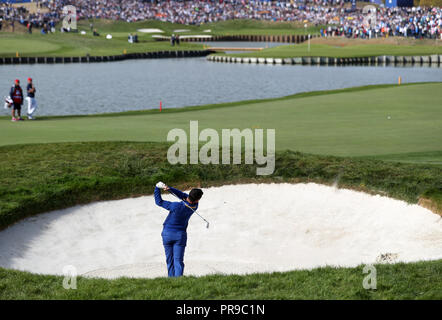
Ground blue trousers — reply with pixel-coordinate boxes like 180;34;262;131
161;229;187;277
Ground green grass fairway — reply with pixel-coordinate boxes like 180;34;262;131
223;38;442;58
364;151;442;165
1;83;441;162
0;19;322;58
0;39;62;55
0;33;203;58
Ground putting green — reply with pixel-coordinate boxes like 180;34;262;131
0;39;61;55
228;42;442;58
1;83;441;159
0;33;203;57
222;37;442;58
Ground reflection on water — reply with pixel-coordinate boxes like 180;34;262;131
0;58;441;116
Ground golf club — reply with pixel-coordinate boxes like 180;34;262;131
167;189;210;229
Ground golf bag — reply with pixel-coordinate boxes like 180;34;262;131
4;96;12;110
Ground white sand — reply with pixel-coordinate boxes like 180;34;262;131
179;35;212;39
137;28;164;33
0;183;440;279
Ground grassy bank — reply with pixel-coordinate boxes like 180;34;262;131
1;259;441;299
1;141;441;231
1;83;441;163
220;37;442;58
0;141;441;299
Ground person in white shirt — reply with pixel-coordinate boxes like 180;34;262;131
26;78;38;120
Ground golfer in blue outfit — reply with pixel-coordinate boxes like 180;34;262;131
154;182;203;277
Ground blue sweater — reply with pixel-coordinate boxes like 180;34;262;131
154;186;198;232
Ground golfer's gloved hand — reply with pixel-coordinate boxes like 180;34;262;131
156;181;167;189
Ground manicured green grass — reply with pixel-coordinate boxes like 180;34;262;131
363;151;442;165
0;141;440;299
0;19;321;58
223;40;442;58
1;260;441;299
1;83;441;161
0;32;203;58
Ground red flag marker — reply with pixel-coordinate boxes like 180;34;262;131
160;101;162;112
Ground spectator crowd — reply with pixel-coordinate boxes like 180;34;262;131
0;0;56;33
0;0;441;39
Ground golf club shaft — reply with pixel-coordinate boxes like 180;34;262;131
166;189;209;226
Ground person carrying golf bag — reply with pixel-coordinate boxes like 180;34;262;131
154;182;203;277
10;79;24;121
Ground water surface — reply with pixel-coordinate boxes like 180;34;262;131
0;58;440;116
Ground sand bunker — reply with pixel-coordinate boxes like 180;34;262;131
0;183;441;279
180;35;212;39
137;28;164;33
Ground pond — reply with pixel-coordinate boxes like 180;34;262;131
1;57;441;116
